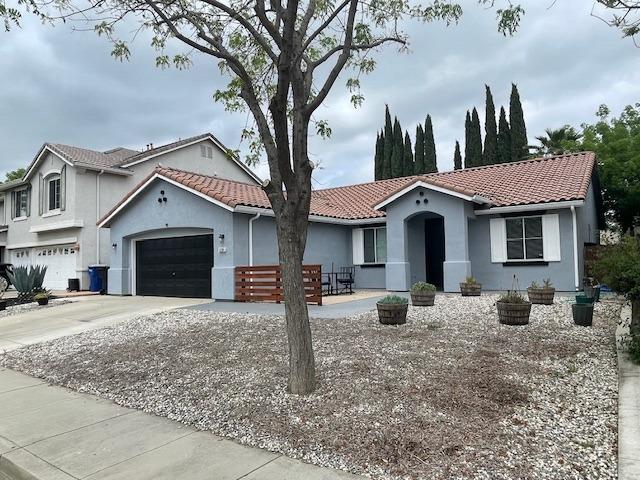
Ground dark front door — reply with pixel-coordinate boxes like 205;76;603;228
425;218;445;290
136;234;213;298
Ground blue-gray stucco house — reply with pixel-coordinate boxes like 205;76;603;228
99;152;604;300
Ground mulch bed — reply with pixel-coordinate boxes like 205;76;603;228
0;295;621;479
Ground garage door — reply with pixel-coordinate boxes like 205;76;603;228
136;234;214;298
12;245;77;291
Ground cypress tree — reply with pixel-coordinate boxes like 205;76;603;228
453;141;462;170
424;115;438;173
383;106;393;179
482;85;498;166
414;124;425;174
464;110;472;169
403;132;414;177
374;131;384;180
497;106;512;164
391;117;404;178
509;83;528;162
468;107;483;167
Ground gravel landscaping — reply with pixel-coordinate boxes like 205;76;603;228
0;299;71;319
0;295;621;479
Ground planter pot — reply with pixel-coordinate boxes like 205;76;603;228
460;283;482;296
411;291;435;306
0;300;6;311
377;302;408;325
576;294;594;304
527;287;555;305
497;301;532;326
593;286;601;302
572;303;594;326
36;298;49;306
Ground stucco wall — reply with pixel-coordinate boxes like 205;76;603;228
576;182;600;284
107;178;235;299
468;209;577;291
384;186;473;292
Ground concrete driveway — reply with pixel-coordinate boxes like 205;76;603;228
0;296;209;352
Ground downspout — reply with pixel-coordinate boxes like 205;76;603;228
248;212;261;266
571;206;579;291
96;170;104;264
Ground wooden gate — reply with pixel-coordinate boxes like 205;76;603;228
234;264;322;305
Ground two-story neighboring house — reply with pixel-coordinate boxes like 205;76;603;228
0;133;260;290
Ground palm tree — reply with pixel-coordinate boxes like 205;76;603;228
534;125;582;155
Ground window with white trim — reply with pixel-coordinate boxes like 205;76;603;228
47;175;61;211
363;227;386;264
505;216;543;260
14;189;28;218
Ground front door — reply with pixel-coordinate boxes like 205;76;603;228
425;218;445;290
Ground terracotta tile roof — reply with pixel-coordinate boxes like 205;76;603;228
100;152;597;225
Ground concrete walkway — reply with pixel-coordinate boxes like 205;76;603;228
0;368;360;480
0;296;209;352
617;303;640;480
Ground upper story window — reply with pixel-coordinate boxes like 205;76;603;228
14;189;28;218
200;145;213;159
363;227;387;264
47;175;61;211
506;216;543;260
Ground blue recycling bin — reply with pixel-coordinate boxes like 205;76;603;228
88;265;109;293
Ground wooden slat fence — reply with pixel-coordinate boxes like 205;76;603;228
235;264;322;305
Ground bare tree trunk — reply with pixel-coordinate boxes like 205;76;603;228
277;211;316;394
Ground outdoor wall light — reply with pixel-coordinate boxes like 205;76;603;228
112;243;117;250
218;233;225;243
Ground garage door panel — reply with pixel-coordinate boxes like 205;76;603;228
136;234;213;298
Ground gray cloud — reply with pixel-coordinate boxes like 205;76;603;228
1;1;638;189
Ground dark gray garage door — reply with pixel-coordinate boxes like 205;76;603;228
136;234;214;298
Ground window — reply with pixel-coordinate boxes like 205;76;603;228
200;145;213;159
363;227;386;263
506;216;543;260
48;176;61;211
14;189;28;218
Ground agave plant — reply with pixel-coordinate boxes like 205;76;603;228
7;265;48;302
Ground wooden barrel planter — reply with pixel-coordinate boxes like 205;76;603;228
460;283;482;296
572;303;594;326
497;301;532;325
411;291;435;306
527;287;555;305
377;303;408;325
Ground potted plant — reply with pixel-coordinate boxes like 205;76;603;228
496;290;532;325
572;301;594;326
527;278;555;305
34;292;49;306
376;295;409;325
459;276;482;296
410;282;436;306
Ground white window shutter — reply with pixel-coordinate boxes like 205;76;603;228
489;217;507;263
352;228;364;265
542;213;561;261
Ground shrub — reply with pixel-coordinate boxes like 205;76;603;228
462;276;479;285
529;281;540;289
497;291;528;304
593;236;640;301
7;265;48;302
411;282;436;292
529;279;554;290
543;278;554;289
629;334;640;364
378;295;409;305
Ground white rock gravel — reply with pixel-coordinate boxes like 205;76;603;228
0;295;620;480
0;299;71;319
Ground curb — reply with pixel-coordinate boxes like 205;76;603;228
0;448;74;480
616;303;640;480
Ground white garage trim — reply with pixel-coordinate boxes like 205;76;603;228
7;237;78;250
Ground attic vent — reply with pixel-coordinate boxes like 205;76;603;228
200;145;213;159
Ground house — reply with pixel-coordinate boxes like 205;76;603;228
99;152;604;299
0;133;260;290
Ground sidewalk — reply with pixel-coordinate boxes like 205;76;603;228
0;368;361;480
617;303;640;480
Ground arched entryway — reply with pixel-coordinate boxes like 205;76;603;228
406;212;446;290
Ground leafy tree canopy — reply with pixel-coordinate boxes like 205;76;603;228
4;168;25;182
579;104;640;233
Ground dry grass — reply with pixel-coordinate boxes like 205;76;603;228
0;295;621;479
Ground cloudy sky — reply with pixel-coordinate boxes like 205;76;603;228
1;1;638;189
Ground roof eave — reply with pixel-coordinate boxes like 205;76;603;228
474;199;585;215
